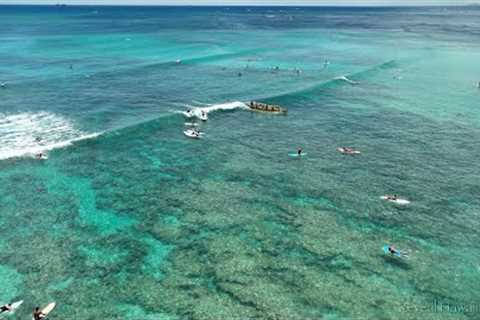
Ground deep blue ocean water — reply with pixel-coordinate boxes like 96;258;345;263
0;5;480;320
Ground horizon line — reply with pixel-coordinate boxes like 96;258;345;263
0;3;478;6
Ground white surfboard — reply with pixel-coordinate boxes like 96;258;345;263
184;130;201;139
381;196;410;205
337;147;361;155
42;302;55;316
36;154;48;160
32;302;55;320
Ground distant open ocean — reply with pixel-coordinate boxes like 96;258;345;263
0;4;479;319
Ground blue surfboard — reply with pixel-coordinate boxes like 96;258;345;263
288;152;307;158
383;245;402;258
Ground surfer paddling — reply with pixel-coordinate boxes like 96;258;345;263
32;303;55;320
33;306;45;320
0;303;13;313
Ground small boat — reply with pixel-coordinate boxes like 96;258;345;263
337;147;361;155
247;101;287;114
184;129;201;139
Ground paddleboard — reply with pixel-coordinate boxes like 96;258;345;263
288;152;307;158
0;300;23;315
381;196;410;205
184;122;198;126
383;245;403;258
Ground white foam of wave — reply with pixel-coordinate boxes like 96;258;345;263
0;112;101;160
177;101;248;120
335;76;359;85
191;100;212;106
198;101;248;113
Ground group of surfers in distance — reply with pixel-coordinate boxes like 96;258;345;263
0;301;55;319
294;146;410;259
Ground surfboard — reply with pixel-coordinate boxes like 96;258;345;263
0;300;23;315
42;302;55;316
383;245;403;258
32;302;55;320
183;111;194;118
184;130;201;139
288;152;307;157
337;147;361;155
10;300;23;311
380;196;410;205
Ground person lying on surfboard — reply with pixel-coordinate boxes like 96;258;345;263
387;246;399;255
386;194;398;201
33;306;45;320
385;245;409;258
0;303;13;313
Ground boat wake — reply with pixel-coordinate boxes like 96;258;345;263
0;112;101;160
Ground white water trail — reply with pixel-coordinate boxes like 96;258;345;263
335;75;359;85
0;112;101;160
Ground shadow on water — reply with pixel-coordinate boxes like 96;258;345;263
382;254;412;271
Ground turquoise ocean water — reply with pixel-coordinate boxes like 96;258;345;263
1;5;480;319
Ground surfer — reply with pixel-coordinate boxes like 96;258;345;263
297;148;303;156
387;246;397;255
35;137;42;142
33;307;45;320
0;303;13;313
35;153;45;159
386;194;398;201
